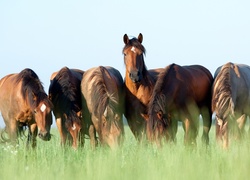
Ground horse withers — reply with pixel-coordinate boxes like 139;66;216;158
81;66;124;149
123;33;163;141
146;63;213;147
49;67;84;150
212;62;250;149
0;68;53;148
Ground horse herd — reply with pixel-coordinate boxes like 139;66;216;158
0;33;250;150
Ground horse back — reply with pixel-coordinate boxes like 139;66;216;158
229;63;250;112
148;68;164;82
170;64;213;103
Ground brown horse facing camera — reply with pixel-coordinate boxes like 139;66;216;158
123;33;163;141
81;66;124;149
0;68;53;148
49;67;84;150
147;64;213;147
212;62;250;149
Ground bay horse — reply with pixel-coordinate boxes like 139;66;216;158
212;62;250;149
49;67;84;149
147;63;213;147
0;68;53;148
81;66;124;149
123;33;163;141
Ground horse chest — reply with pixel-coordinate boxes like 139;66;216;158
126;85;151;106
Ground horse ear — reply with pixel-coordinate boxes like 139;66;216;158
157;110;163;120
138;33;143;43
123;34;129;44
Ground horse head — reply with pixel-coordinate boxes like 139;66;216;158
99;105;124;149
123;33;146;83
34;100;53;141
147;93;172;146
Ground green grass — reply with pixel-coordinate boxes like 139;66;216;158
1;126;250;180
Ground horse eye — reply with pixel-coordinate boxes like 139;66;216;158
34;109;37;114
123;53;127;57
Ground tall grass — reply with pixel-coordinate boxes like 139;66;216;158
0;125;250;180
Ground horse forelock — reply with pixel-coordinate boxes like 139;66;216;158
122;38;146;55
212;64;235;119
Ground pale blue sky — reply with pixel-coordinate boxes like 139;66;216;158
0;0;250;126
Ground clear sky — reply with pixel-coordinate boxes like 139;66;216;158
0;0;250;126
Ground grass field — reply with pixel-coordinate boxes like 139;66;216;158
0;125;250;180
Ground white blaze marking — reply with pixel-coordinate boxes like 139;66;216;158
40;103;46;112
72;124;76;130
131;46;136;53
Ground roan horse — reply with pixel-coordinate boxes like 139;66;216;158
147;63;213;146
49;67;84;149
0;68;53;148
81;66;124;149
212;62;250;149
123;33;163;141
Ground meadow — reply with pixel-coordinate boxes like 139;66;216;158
0;124;250;180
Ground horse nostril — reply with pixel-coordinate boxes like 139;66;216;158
129;72;132;78
38;132;51;141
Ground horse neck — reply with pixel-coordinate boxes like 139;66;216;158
125;70;154;100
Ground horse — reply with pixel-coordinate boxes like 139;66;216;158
212;62;250;149
81;66;124;149
146;63;213;147
0;68;53;148
122;33;163;141
49;67;84;149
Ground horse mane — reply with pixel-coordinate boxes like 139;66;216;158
15;68;50;110
49;67;82;113
122;37;148;77
212;63;234;119
148;64;176;131
89;66;120;119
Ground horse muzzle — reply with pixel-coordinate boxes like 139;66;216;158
129;70;141;83
38;131;51;141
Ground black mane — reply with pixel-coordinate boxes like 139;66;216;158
49;67;82;114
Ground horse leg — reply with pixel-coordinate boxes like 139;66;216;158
169;119;178;143
215;118;221;143
183;117;198;146
78;129;85;148
27;123;38;149
221;121;229;149
5;119;19;146
201;107;212;145
236;114;246;139
89;124;97;149
56;117;67;146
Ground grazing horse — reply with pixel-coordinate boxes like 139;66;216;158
123;33;163;141
81;66;124;149
49;67;84;149
212;62;250;149
0;68;53;148
147;63;213;146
